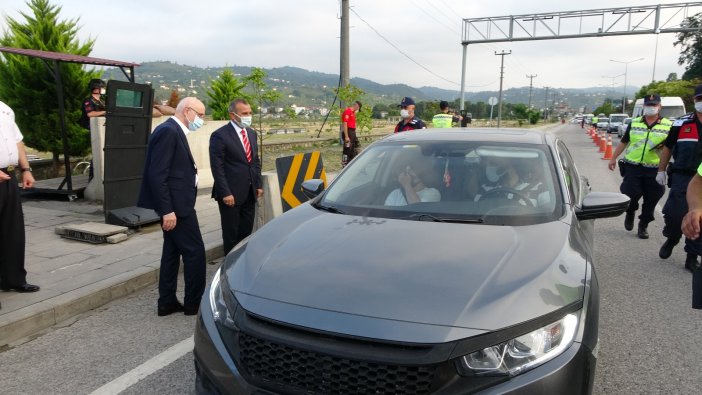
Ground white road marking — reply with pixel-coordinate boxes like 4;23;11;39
88;336;194;395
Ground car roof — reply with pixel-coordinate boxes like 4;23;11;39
381;128;550;145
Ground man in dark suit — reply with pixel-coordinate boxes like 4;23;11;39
209;99;263;256
137;97;207;316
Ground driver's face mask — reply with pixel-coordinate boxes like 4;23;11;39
485;165;506;183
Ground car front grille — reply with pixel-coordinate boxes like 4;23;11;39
239;332;437;395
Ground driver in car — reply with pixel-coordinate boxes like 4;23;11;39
474;155;550;207
385;161;441;206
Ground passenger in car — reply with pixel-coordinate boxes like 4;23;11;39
384;160;441;206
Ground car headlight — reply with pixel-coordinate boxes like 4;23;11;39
208;268;238;329
458;313;579;377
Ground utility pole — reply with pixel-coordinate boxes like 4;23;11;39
543;86;550;120
339;0;350;140
526;74;537;108
495;50;511;128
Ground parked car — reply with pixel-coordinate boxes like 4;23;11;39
194;129;630;395
608;113;628;134
618;117;632;138
583;113;594;125
596;117;609;130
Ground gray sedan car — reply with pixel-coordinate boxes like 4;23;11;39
194;129;629;394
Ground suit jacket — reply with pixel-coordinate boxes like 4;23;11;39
209;122;262;203
137;117;198;217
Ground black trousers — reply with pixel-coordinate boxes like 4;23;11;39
159;213;206;308
620;163;665;227
0;170;27;288
218;189;255;256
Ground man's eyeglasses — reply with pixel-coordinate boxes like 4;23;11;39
188;107;205;118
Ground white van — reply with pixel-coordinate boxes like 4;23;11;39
632;96;686;120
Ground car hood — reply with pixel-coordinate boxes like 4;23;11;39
226;204;586;343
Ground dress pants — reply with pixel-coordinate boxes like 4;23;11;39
620;163;665;227
159;213;206;308
218;189;255;256
0;170;27;288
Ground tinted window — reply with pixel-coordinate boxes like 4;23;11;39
556;140;580;205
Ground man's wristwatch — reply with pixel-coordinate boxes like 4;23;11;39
21;167;32;172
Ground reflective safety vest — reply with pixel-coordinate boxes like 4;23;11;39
623;116;673;167
592;117;599;124
432;113;453;128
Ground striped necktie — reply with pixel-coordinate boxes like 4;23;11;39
241;129;252;162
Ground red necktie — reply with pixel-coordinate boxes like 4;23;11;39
241;129;252;163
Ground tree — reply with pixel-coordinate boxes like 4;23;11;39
206;68;247;120
636;79;699;112
674;14;702;80
0;0;101;163
334;84;370;133
667;73;679;82
166;89;180;108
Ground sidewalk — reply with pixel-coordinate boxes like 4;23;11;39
0;192;225;348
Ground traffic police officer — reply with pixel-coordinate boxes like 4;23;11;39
608;94;673;239
657;85;702;271
432;100;454;128
591;114;599;129
394;97;426;133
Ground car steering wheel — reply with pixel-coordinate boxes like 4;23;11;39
479;187;535;207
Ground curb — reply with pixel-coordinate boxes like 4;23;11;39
0;241;224;348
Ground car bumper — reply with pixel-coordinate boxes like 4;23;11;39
194;298;597;395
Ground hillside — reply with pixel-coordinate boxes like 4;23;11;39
101;61;636;112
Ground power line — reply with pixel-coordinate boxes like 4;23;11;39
349;7;459;86
407;0;461;35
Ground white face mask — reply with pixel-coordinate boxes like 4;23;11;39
400;109;410;119
99;88;106;95
239;115;253;127
643;106;659;116
695;102;702;113
485;165;506;183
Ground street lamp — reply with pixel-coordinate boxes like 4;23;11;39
610;58;644;112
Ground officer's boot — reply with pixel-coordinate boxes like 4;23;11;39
637;222;649;239
659;237;679;259
685;253;698;273
624;211;635;231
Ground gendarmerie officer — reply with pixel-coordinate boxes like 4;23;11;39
394;97;426;133
608;94;673;239
657;85;702;271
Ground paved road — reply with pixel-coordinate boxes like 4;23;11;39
1;123;701;394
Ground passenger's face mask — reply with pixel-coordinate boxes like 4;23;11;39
695;101;702;113
186;109;204;131
643;106;659;116
100;88;106;95
400;109;410;119
485;165;506;183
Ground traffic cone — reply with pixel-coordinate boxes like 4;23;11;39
594;130;600;145
602;136;613;160
599;132;606;153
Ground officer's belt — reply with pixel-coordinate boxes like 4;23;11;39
1;165;17;173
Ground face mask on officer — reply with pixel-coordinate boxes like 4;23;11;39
233;113;252;127
485;165;506;183
400;109;410;119
643;106;659;116
695;101;702;113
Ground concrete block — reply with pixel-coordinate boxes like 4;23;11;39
106;233;129;244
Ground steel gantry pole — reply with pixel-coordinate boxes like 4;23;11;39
527;74;537;108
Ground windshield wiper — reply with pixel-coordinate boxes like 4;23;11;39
312;202;345;214
408;213;484;223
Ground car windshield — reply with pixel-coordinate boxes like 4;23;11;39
598;118;609;122
318;141;563;225
610;115;626;122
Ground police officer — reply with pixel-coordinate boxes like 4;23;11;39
608;94;673;239
657;85;702;271
394;97;426;133
591;114;599;129
79;78;106;130
432;100;454;128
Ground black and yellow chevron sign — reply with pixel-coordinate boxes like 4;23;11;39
275;151;327;212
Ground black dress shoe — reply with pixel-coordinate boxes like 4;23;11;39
158;302;184;316
1;283;40;293
659;238;678;259
624;211;635;231
637;226;649;239
685;254;698;273
184;305;199;316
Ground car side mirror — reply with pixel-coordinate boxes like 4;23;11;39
576;192;630;221
301;179;325;200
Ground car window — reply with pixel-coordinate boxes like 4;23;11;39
556;140;581;205
320;141;563;225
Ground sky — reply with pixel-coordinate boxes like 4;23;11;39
0;0;698;94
